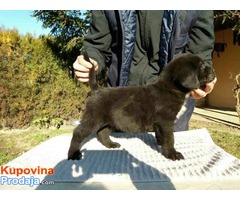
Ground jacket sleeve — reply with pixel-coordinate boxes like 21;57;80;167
81;10;112;72
185;10;215;67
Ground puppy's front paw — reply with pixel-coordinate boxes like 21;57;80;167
68;150;82;160
162;148;184;161
170;151;184;161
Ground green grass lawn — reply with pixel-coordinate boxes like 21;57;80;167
189;120;240;159
207;130;240;158
0;126;74;165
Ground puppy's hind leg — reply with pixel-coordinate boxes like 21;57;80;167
97;126;121;149
68;124;93;160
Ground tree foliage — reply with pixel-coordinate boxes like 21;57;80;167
214;10;240;33
0;27;89;129
32;10;91;67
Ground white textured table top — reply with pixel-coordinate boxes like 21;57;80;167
1;128;240;190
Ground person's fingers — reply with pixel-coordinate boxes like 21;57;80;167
73;55;99;72
76;55;93;70
89;58;99;71
202;77;217;94
72;55;99;83
74;71;89;78
190;89;207;99
73;63;90;74
77;77;90;82
190;77;217;99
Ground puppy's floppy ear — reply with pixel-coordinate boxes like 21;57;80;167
180;73;200;90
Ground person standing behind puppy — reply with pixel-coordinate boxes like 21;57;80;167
73;10;217;131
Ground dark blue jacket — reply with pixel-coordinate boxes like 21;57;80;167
82;10;214;87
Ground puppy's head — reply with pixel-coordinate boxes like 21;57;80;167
168;54;216;91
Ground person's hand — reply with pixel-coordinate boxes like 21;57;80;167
73;55;99;82
190;77;217;99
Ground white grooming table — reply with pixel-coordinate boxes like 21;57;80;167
1;128;240;190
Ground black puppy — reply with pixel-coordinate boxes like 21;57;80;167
68;53;216;161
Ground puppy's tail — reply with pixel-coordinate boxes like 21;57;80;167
83;51;98;91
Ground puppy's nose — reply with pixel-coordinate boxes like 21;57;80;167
206;66;216;81
206;66;215;73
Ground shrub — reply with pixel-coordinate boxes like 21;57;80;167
0;27;88;129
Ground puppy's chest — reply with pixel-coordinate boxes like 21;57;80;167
175;94;190;121
153;92;188;117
